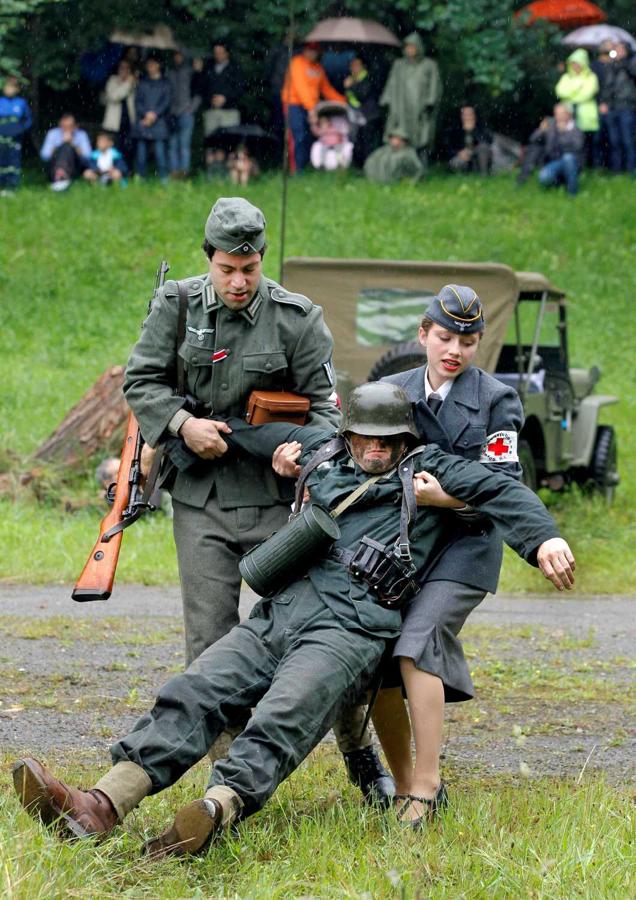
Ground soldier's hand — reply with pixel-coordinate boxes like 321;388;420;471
413;470;465;509
537;538;576;591
272;441;302;478
180;418;232;459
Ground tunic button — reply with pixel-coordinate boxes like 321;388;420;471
193;356;199;364
221;382;228;390
265;362;272;371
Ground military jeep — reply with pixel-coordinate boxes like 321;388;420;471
283;257;619;500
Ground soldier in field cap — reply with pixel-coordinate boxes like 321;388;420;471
124;197;395;804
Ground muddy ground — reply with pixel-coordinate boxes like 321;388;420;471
0;584;633;784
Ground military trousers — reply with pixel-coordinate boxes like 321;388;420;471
110;579;385;816
172;493;289;666
172;491;373;753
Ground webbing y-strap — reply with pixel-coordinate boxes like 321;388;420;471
293;437;345;515
331;467;397;519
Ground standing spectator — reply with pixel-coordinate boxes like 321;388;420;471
535;104;584;196
448;105;493;175
380;32;442;169
167;51;201;179
203;42;244;141
102;60;137;168
281;41;345;173
599;42;636;175
591;40;613;167
0;74;32;195
40;113;92;191
555;48;600;167
343;54;381;166
134;57;171;183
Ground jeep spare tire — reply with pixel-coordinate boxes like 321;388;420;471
367;341;426;381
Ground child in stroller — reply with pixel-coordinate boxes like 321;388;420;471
310;101;353;171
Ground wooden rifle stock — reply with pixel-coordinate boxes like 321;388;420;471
72;411;141;602
72;259;169;603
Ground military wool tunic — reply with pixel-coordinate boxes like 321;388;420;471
223;420;560;638
124;274;340;509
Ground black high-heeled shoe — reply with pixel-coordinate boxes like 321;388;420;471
396;782;448;829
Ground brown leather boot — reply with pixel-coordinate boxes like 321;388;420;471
12;757;119;840
142;797;223;858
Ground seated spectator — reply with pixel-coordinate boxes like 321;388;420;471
227;143;260;185
532;104;584;196
598;41;636;175
85;131;128;185
205;147;227;179
555;48;600;167
343;54;381;166
133;57;171;183
448;105;493;175
40;113;92;191
0;74;32;195
310;109;353;170
363;128;424;183
101;60;137;168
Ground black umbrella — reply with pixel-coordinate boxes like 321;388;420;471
206;124;278;152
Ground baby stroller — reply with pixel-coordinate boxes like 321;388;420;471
310;100;354;171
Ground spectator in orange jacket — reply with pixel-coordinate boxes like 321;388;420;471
281;41;345;172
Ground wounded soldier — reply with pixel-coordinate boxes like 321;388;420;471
12;382;574;856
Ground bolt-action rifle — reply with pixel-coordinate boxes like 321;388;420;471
71;261;170;602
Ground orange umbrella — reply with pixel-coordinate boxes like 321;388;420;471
517;1;606;30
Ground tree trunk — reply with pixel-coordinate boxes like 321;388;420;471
32;366;128;466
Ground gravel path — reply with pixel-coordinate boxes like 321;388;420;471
1;584;634;784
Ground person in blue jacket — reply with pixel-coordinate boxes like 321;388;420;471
0;75;32;194
134;56;171;182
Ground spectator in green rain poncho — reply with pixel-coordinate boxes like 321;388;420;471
380;32;442;166
363;128;424;184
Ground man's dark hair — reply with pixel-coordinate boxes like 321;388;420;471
202;239;266;260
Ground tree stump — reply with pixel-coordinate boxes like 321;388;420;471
32;366;128;467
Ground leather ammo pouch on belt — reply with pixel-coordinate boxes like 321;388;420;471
246;390;310;426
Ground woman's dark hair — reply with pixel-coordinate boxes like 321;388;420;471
202;239;267;260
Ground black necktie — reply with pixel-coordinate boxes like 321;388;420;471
427;393;443;416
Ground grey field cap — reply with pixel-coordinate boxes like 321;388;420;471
427;283;485;334
204;197;267;254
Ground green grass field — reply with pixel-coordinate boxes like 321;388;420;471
1;171;634;590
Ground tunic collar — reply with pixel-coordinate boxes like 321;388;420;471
203;274;266;326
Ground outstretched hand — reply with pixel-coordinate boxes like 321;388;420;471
537;537;576;591
272;441;303;478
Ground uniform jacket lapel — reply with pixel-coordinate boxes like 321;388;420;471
438;368;481;447
387;367;454;451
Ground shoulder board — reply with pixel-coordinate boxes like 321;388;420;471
268;283;313;315
162;275;207;298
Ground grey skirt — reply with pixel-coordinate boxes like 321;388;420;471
389;580;486;703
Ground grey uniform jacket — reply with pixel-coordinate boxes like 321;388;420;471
382;365;523;593
124;273;340;510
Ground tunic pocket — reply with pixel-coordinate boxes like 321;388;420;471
242;350;289;393
456;425;487;459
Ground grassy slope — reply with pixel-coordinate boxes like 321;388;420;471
1;172;635;590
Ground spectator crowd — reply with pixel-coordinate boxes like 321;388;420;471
1;32;635;197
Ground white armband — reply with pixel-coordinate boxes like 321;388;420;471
479;431;518;463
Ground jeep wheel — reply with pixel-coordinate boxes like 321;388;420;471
367;341;426;381
518;439;537;492
589;425;618;503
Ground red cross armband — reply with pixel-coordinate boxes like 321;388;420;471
479;431;519;463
